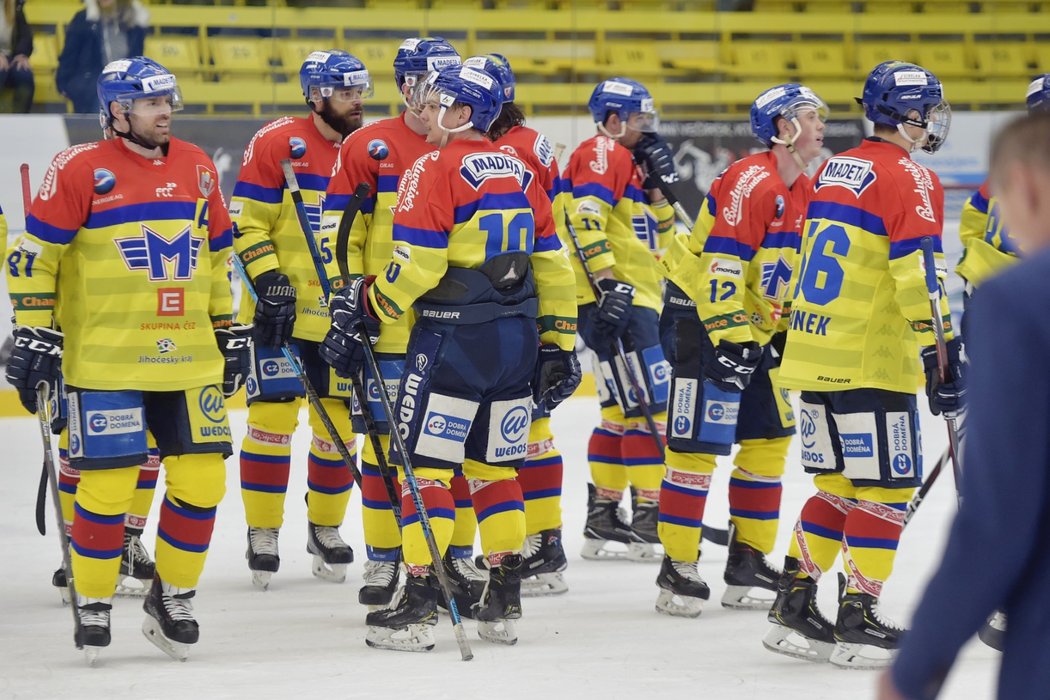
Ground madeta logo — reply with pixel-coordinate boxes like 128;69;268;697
115;225;205;281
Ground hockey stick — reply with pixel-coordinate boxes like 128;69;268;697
650;176;695;232
903;445;950;527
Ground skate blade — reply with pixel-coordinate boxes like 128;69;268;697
477;618;518;645
251;570;273;591
142;616;190;662
978;612;1006;651
626;542;662;563
115;574;151;598
655;589;704;618
311;556;348;584
580;539;628;561
829;641;896;670
522;572;568;597
365;624;435;652
762;624;834;663
58;587;71;606
721;585;776;610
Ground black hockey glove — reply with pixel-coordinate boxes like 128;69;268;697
216;325;254;398
633;132;680;191
921;337;966;418
533;345;582;408
591;277;635;341
704;340;762;393
252;270;297;348
5;326;63;414
320;277;381;378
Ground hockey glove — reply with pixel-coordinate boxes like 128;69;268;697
591;277;635;341
921;337;966;418
252;270;297;348
216;325;254;398
704;340;762;393
320;277;381;378
5;326;63;414
633;132;680;191
533;345;582;408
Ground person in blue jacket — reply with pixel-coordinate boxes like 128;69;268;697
56;0;148;113
1;0;34;113
878;110;1050;699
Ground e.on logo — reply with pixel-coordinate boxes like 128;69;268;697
157;288;185;316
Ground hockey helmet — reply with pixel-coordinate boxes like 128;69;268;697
96;56;183;123
858;60;950;154
418;63;504;134
299;50;372;105
1026;74;1050;113
463;53;516;104
393;37;461;90
750;83;828;147
588;77;658;138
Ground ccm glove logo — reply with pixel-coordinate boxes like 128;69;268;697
14;336;63;356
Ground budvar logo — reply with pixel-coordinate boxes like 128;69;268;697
722;165;770;226
89;413;109;433
39;143;99;201
499;406;529;442
115;225;205;281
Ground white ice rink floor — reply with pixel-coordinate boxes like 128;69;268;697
0;397;998;700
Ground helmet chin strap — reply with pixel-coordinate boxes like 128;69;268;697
597;120;627;140
110;115;168;155
771;116;809;171
895;123;925;153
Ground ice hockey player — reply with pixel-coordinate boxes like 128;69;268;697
320;63;579;651
472;52;573;596
762;61;962;669
655;83;826;617
231;49;370;590
5;56;251;662
564;77;677;561
320;37;486;612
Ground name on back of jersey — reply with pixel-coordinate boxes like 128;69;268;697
815;156;878;197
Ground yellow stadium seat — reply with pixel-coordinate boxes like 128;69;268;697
920;1;973;12
753;0;798;10
915;43;972;79
797;0;853;10
728;42;792;79
863;0;920;11
474;39;559;77
1030;43;1050;74
974;43;1031;78
145;36;202;77
855;43;916;74
542;40;602;75
345;40;399;73
209;37;273;80
794;43;851;79
29;34;60;73
278;40;326;75
603;43;665;77
656;41;720;74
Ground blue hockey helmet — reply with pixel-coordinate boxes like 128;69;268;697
588;77;658;137
299;50;372;104
858;60;950;153
393;37;461;90
420;63;504;134
96;56;183;124
463;53;516;104
750;83;828;147
1025;74;1050;113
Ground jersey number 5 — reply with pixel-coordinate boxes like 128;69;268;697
797;221;850;306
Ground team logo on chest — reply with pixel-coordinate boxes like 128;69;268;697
115;225;205;281
94;169;116;195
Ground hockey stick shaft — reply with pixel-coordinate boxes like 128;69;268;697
651;177;696;231
920;237;963;491
903;445;950;527
231;251;364;490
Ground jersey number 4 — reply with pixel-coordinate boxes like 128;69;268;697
796;221;850;305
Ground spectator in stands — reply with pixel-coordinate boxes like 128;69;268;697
0;0;33;113
56;0;148;114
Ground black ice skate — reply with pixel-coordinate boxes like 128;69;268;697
365;574;438;652
359;551;401;608
654;555;710;618
978;610;1006;651
830;573;904;669
763;557;836;663
474;554;523;645
74;594;112;665
142;576;199;661
581;483;633;560
246;527;280;590
721;524;780;610
436;550;487;620
520;528;568;597
307;523;353;583
116;529;155;597
627;488;662;563
53;565;71;605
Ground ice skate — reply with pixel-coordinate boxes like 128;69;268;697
52;566;71;605
116;530;155;597
830;574;904;669
74;594;112;665
142;577;198;662
763;557;836;662
626;490;662;563
721;524;779;610
307;523;353;583
654;555;709;618
359;556;401;608
978;610;1006;651
474;554;522;645
436;550;487;620
365;574;438;652
520;529;568;597
246;527;280;590
581;483;633;560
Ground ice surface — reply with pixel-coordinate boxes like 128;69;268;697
0;399;998;699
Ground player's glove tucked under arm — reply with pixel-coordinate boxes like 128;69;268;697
216;325;254;398
252;270;297;348
533;345;582;408
704;340;762;393
319;277;380;378
633;132;680;191
921;336;966;418
588;277;635;342
5;326;63;414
